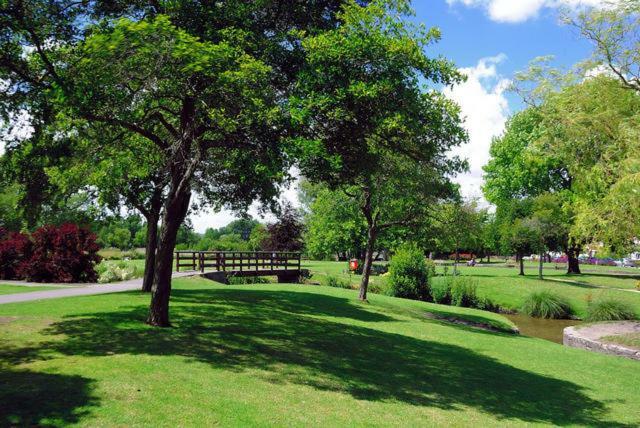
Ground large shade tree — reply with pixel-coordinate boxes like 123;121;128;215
291;0;467;300
483;107;582;273
1;1;366;326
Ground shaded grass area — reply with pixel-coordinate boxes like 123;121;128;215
0;284;62;295
0;278;639;426
601;333;640;350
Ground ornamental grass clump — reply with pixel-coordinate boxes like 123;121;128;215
585;299;636;322
521;290;572;319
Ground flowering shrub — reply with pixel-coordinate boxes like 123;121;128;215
0;231;32;280
20;224;102;283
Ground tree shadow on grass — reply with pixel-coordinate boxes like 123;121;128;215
0;368;96;427
539;277;605;289
7;288;634;426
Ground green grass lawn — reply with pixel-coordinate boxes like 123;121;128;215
440;266;640;318
303;261;640;319
0;284;62;295
1;277;639;426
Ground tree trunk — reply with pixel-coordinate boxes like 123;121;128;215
538;252;543;279
141;211;159;293
487;253;491;263
147;188;192;327
454;247;460;275
519;252;525;276
566;246;581;274
359;225;377;301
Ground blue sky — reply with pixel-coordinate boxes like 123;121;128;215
192;0;605;231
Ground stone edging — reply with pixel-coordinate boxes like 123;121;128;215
563;323;640;361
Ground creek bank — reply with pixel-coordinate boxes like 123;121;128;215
564;321;640;360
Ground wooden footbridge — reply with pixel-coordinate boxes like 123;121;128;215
175;251;302;283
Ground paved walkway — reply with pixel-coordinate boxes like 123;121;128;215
0;271;200;305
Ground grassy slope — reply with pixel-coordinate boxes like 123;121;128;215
305;261;640;318
0;284;62;295
1;277;639;427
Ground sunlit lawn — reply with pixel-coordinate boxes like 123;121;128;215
303;260;640;319
442;265;640;318
1;277;639;426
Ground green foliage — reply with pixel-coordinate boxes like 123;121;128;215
248;224;268;251
585;299;636;322
450;277;480;308
433;201;487;259
291;1;467;299
431;280;452;305
304;187;367;260
521;291;573;319
323;275;353;289
96;215;144;250
388;243;431;301
483;108;564;204
0;184;24;231
433;276;484;309
227;276;271;285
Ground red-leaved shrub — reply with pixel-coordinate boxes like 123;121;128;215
21;224;102;283
0;231;32;280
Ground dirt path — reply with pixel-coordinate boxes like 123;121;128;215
0;271;200;305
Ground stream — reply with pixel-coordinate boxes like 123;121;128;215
504;313;581;344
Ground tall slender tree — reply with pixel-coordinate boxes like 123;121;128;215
292;0;467;300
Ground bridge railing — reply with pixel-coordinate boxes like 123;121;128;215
175;251;302;274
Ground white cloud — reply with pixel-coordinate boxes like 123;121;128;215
444;54;511;202
447;0;618;23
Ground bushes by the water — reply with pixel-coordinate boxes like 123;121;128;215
324;275;352;289
521;290;572;319
432;276;496;311
387;243;432;301
431;280;452;305
585;299;636;322
450;277;480;308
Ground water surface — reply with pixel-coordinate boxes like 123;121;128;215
504;313;581;344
